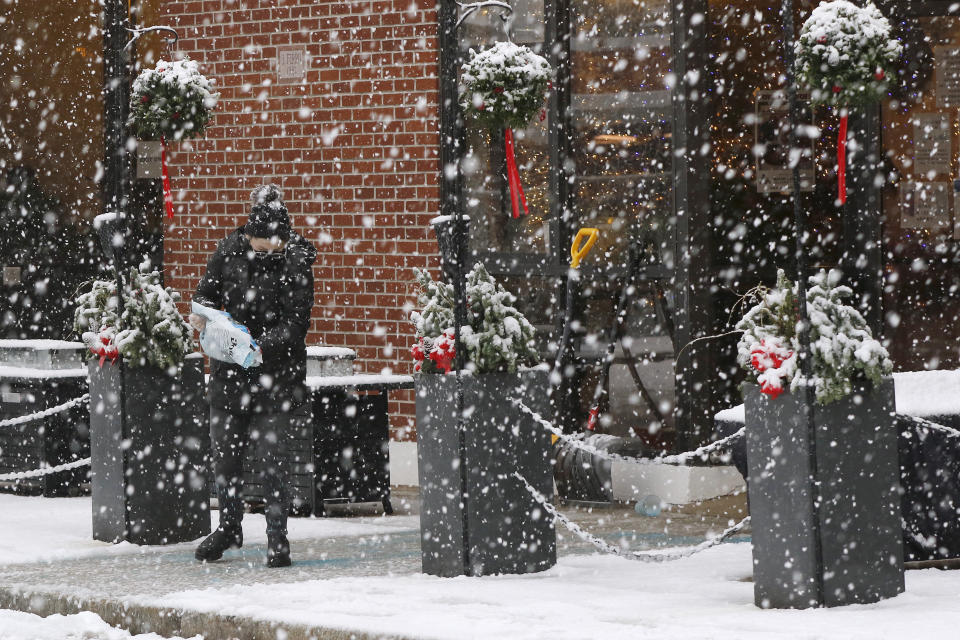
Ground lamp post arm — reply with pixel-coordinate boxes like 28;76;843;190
455;0;515;39
123;25;179;51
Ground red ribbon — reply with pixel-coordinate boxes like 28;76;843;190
837;112;848;205
91;343;118;368
160;137;175;219
504;129;528;218
586;406;599;432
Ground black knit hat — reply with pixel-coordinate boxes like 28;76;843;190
246;184;291;241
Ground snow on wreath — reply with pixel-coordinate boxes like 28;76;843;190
128;58;218;141
735;269;891;404
410;264;538;374
795;0;902;107
460;41;553;130
74;267;193;370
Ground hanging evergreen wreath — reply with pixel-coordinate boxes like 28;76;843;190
460;42;552;218
128;58;218;219
128;58;218;141
795;0;902;107
460;41;552;130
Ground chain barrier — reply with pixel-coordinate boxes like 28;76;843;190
0;394;90;429
514;400;744;466
899;414;960;439
514;471;749;562
0;393;92;481
0;457;91;482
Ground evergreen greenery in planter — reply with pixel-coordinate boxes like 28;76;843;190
735;268;892;403
411;263;538;375
74;267;193;369
735;269;903;608
411;264;555;577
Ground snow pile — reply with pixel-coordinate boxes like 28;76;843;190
411;264;538;374
0;610;200;640
460;41;552;129
795;1;901;106
305;345;356;359
128;58;218;141
736;269;891;403
140;546;960;640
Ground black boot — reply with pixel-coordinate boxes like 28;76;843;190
195;528;243;562
267;531;291;568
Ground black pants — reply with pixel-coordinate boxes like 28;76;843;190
210;408;290;535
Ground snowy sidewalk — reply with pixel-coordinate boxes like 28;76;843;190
2;491;960;639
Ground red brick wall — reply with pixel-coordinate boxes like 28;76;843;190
156;0;441;438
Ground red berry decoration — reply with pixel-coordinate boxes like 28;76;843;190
817;35;827;44
760;380;786;400
875;69;886;81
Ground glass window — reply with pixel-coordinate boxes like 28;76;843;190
461;1;553;255
568;0;673;268
881;15;960;371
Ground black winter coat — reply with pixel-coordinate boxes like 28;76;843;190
194;227;317;414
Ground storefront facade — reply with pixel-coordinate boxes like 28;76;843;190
3;0;959;447
437;0;960;449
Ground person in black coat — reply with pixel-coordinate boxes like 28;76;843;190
191;184;316;567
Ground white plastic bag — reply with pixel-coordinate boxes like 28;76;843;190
191;301;263;368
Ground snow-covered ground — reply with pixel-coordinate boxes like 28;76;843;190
0;493;418;566
143;546;960;640
2;493;960;639
0;609;199;640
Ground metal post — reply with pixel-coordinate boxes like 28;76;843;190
782;0;825;605
670;0;713;452
438;0;471;575
102;0;131;534
844;104;884;336
103;0;130;255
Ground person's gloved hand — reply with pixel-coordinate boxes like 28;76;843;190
242;345;263;368
188;313;207;332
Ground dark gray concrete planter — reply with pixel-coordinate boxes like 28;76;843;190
744;378;904;608
416;368;556;577
89;354;210;545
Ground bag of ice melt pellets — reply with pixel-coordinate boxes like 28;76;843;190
191;301;263;368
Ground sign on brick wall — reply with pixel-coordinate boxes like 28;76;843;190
277;46;307;84
136;141;162;179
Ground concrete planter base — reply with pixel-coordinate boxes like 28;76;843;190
416;368;556;577
744;379;904;608
89;355;210;545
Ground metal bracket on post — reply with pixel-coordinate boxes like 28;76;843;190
455;1;515;41
123;24;179;52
